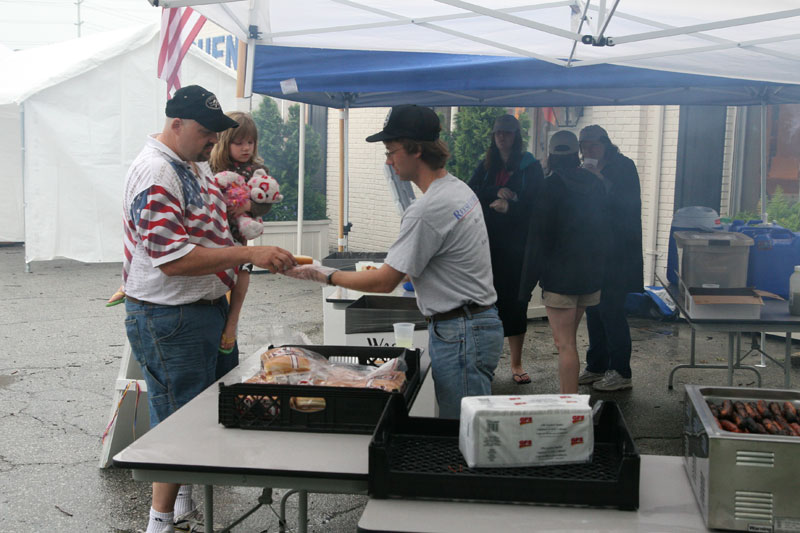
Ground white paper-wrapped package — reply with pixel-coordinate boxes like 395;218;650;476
459;394;594;468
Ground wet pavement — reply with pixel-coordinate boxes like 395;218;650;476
0;243;798;532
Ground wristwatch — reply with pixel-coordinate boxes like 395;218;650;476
327;271;336;286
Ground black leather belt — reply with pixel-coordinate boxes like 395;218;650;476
125;295;224;307
426;303;493;323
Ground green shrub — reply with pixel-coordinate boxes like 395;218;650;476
252;99;327;221
733;187;800;231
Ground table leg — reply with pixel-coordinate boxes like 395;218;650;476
668;329;698;389
204;485;213;532
786;333;792;389
728;332;735;386
298;490;308;533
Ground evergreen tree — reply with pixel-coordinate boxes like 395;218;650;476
252;99;327;221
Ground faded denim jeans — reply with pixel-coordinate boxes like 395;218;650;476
427;306;504;419
125;299;232;428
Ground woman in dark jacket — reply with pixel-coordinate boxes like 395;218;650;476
524;130;608;393
577;125;643;392
468;114;544;385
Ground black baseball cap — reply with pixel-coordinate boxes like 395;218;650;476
165;85;239;132
366;104;440;143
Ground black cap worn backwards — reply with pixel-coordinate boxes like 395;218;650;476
366;104;440;143
165;85;239;132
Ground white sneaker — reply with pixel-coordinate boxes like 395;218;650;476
592;370;632;391
578;369;605;385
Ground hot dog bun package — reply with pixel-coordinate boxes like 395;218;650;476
459;394;593;468
251;345;407;391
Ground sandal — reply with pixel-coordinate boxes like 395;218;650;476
105;289;126;307
513;372;531;385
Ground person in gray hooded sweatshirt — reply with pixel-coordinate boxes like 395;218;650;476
521;130;609;393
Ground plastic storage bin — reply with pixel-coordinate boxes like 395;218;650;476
667;206;722;284
345;295;428;348
218;345;421;434
673;231;753;288
368;395;640;510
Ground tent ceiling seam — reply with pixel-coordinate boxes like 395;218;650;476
414;21;566;65
574;32;800;70
264;2;573;41
598;7;800;64
610;8;800;46
434;0;580;41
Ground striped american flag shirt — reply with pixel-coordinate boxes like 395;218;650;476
122;135;237;305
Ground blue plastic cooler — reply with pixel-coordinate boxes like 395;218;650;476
742;226;800;298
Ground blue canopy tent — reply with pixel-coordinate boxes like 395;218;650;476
251;45;800;108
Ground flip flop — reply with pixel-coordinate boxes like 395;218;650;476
219;333;236;355
105;290;126;307
513;372;531;385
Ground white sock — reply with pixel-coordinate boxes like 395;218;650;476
147;508;175;533
174;485;194;517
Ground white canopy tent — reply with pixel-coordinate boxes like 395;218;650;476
149;1;800;86
148;0;800;244
0;24;249;265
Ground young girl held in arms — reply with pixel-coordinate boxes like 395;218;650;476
209;111;276;377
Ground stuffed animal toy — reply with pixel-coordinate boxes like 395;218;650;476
214;168;284;240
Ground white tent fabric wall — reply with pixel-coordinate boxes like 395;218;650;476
0;24;254;264
0;105;23;242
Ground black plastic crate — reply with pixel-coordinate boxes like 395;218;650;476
219;345;421;434
369;396;640;510
321;252;388;271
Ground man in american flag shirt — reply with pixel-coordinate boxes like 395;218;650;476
122;85;296;533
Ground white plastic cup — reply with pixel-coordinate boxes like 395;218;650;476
582;158;598;169
393;322;415;348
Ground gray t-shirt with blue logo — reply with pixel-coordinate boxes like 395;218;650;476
385;174;497;316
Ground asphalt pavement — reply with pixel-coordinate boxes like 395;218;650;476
1;243;798;532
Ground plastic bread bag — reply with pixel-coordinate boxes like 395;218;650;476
322;362;373;388
365;357;408;378
363;358;408;392
259;345;329;376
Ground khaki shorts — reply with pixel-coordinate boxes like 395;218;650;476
541;290;601;309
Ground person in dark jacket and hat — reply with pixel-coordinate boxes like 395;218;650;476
524;130;609;394
577;124;644;392
468;114;544;385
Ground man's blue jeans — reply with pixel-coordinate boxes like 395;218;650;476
125;299;233;428
427;306;504;419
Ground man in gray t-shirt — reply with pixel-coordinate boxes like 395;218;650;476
286;104;504;419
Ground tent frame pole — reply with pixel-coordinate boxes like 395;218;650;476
343;103;350;252
296;103;306;255
761;101;768;223
645;105;665;286
338;110;345;252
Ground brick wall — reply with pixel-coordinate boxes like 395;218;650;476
326;108;404;252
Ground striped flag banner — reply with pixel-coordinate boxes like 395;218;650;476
157;7;206;99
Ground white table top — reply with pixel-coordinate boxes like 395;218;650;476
358;455;707;533
113;351;373;483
